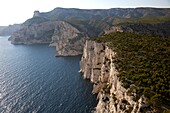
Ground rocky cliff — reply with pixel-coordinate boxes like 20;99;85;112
50;21;89;56
80;40;148;112
8;7;170;56
38;8;170;37
80;39;170;112
8;21;55;44
9;21;88;56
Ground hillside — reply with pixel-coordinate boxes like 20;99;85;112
26;8;170;36
8;7;170;56
104;20;170;38
96;32;170;111
6;7;170;112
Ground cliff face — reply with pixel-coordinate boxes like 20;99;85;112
80;40;150;113
8;21;55;44
8;8;170;56
9;21;88;56
50;21;89;56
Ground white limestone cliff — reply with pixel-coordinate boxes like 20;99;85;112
80;40;150;113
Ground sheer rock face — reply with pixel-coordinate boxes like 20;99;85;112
8;21;55;45
9;21;88;56
7;8;170;56
50;21;89;56
80;40;150;113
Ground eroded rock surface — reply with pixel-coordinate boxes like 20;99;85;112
9;21;88;56
50;21;89;56
80;40;151;113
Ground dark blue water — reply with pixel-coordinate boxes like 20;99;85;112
0;36;97;113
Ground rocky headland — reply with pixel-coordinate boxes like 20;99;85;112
80;40;147;113
50;21;89;56
8;21;55;45
6;7;170;112
8;8;170;56
80;33;170;112
8;20;88;56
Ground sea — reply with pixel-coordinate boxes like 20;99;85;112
0;36;97;113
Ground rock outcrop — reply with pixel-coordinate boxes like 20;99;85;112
80;40;151;113
8;8;170;56
9;21;88;56
8;21;55;44
50;21;89;56
33;11;40;17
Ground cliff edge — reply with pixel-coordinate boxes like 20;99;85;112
9;21;88;56
80;33;170;112
50;21;89;56
80;40;149;113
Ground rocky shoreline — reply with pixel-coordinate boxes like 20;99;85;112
9;21;89;56
80;40;152;113
6;7;170;112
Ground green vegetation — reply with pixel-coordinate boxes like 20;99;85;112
24;17;49;26
106;16;170;25
66;16;170;38
66;18;108;37
95;32;170;110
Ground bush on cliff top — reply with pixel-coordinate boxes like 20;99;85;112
95;32;170;110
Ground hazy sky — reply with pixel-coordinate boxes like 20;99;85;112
0;0;170;26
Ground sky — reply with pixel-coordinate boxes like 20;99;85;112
0;0;170;26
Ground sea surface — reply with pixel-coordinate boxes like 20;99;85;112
0;36;97;113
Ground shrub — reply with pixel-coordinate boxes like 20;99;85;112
94;32;170;109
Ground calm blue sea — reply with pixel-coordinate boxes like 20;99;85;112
0;36;97;113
